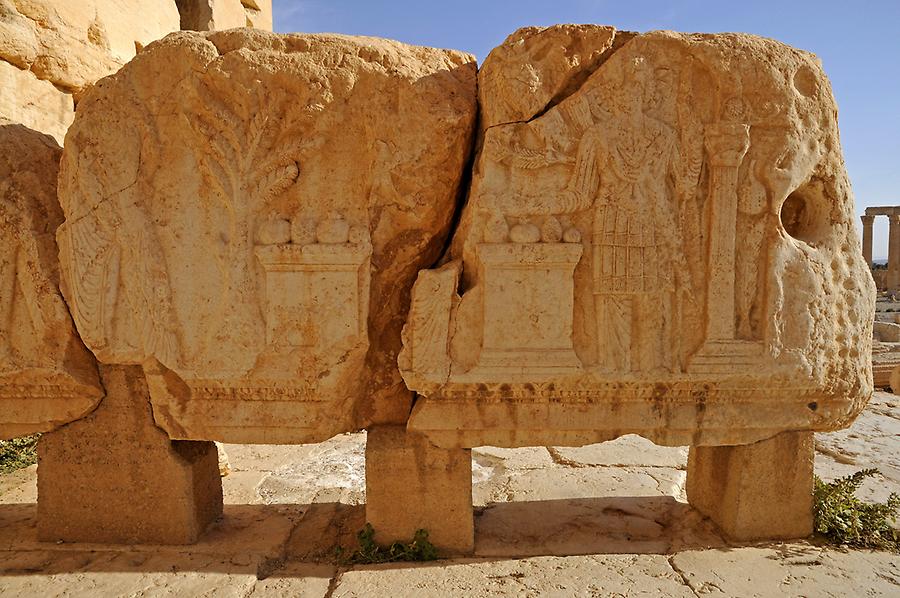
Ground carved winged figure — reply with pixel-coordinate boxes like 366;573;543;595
58;117;181;368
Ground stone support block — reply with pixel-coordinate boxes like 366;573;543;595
37;365;223;544
365;425;474;555
686;431;814;541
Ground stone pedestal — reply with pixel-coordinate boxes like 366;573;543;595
37;364;223;544
473;242;582;377
365;425;474;555
686;431;814;541
255;243;370;350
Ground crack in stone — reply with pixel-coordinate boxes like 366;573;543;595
323;567;346;598
482;28;637;134
667;554;702;598
546;446;589;468
546;447;687;472
814;442;858;465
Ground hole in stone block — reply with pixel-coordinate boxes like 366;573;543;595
780;183;830;246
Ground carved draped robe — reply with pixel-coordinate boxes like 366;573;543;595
565;113;684;372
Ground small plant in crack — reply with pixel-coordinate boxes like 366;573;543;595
813;468;899;552
336;523;438;564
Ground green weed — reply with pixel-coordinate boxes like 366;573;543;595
814;468;899;552
0;434;39;474
338;523;438;564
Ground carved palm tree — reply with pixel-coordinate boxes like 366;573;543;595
184;79;316;369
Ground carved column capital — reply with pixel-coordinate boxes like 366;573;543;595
704;122;750;168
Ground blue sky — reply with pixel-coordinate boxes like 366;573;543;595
274;0;900;258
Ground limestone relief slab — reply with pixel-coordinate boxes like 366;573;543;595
57;30;477;443
401;26;874;448
0;121;102;439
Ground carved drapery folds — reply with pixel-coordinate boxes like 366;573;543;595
401;28;874;448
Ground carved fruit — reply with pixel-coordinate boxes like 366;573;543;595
541;216;563;243
316;212;350;244
290;216;317;245
509;220;541;243
563;226;582;243
257;217;291;245
348;225;368;245
484;212;510;243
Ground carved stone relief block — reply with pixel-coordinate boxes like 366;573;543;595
402;26;874;448
0;121;102;439
56;30;477;442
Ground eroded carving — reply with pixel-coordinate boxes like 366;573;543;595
0;122;102;439
57;30;477;442
402;28;873;448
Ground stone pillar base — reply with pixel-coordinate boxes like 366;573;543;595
686;431;814;541
37;365;223;544
365;425;474;555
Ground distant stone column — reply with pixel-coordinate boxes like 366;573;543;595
860;214;874;267
888;215;900;290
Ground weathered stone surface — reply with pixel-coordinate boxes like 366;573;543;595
872;341;900;387
874;320;900;342
176;0;254;31
334;555;697;598
0;120;101;439
56;30;477;443
366;426;474;555
0;62;73;143
242;0;272;31
0;551;261;598
671;546;900;597
402;25;874;449
815;390;900;504
0;0;181;93
478;24;633;130
256;433;366;506
687;431;814;541
37;364;223;544
551;434;688;468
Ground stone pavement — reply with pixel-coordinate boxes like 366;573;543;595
0;393;898;597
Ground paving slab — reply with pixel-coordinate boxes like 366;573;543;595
330;555;696;598
671;545;900;597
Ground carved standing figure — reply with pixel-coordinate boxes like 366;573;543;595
564;58;686;373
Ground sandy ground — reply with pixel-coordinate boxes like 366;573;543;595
0;392;897;597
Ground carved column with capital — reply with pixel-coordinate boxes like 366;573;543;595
888;215;900;290
689;121;765;373
860;214;874;268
